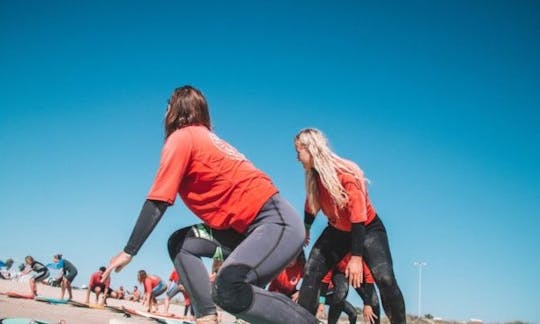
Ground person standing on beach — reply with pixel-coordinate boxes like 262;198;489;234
22;256;49;297
85;266;110;305
103;85;317;324
50;254;78;300
294;128;406;324
162;269;193;317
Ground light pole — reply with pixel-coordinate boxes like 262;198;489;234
413;261;427;318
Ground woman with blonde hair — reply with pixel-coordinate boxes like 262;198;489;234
294;128;406;324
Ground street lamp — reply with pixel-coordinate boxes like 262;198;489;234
413;261;427;318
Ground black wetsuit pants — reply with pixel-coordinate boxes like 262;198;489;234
298;216;406;324
326;271;381;324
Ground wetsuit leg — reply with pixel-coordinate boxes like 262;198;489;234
167;224;244;317
326;271;349;324
363;217;406;324
342;300;358;324
298;226;350;314
212;194;317;324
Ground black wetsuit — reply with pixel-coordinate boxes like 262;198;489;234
298;215;406;324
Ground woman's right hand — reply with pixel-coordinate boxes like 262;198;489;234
102;251;133;282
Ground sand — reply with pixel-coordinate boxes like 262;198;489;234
0;279;238;323
0;278;419;324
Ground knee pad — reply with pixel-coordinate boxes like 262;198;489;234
212;264;253;314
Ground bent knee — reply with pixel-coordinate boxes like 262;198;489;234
212;264;253;314
376;273;397;289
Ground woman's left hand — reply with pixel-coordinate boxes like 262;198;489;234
363;305;378;324
345;255;363;288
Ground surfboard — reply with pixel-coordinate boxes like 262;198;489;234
119;306;140;316
129;309;193;324
151;318;194;324
3;291;35;299
106;305;131;316
69;300;105;309
34;296;69;304
0;318;51;324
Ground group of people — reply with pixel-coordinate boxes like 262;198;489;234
1;256;145;307
0;258;15;279
0;254;79;300
101;85;407;324
82;266;192;318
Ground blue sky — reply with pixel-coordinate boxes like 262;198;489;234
1;1;539;322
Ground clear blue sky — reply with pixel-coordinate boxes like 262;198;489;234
1;1;539;322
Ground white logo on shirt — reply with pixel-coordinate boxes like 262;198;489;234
209;133;246;161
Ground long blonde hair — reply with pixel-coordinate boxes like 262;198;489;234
295;128;365;213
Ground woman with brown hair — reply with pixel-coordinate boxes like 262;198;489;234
104;85;317;324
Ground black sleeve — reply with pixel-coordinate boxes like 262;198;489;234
304;211;316;229
351;222;366;257
359;283;377;306
123;199;169;256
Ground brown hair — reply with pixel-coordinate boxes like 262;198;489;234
165;85;211;139
137;270;147;283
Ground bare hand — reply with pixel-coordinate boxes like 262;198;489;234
345;256;363;288
316;303;325;319
363;305;378;324
304;229;311;247
102;251;133;282
291;291;300;303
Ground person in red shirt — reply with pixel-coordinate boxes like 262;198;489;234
163;269;181;314
138;270;166;313
268;251;305;302
85;266;110;305
162;269;193;319
181;289;194;318
104;86;316;324
320;254;380;324
294;128;406;324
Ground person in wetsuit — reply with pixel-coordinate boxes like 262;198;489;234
23;255;49;297
294;128;406;324
103;85;317;324
51;254;78;300
321;253;380;324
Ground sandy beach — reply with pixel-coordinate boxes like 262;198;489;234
0;279;237;324
1;277;439;324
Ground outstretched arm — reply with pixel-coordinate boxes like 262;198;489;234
103;199;168;279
